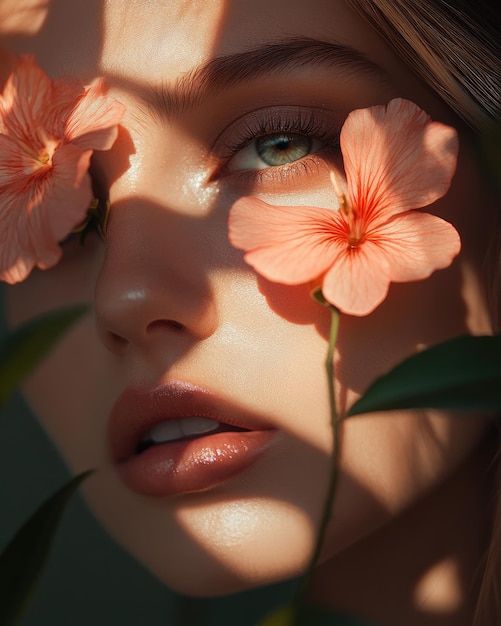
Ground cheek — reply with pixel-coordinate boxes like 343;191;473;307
321;407;491;563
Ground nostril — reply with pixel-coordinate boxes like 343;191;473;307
146;319;185;334
100;319;185;352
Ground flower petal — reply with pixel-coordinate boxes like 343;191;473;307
0;199;36;284
370;211;461;282
322;241;392;316
229;197;344;284
45;76;87;136
341;98;458;221
0;253;36;285
0;55;53;139
33;144;93;246
0;133;32;187
0;144;93;283
0;180;58;284
64;78;126;150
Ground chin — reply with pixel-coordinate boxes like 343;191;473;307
150;547;305;598
84;473;317;598
154;562;288;598
114;524;309;598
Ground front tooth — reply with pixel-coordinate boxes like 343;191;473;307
149;420;184;443
146;417;220;444
181;417;220;437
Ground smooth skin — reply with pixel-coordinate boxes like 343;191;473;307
2;1;497;624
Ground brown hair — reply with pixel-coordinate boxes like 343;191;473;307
345;1;500;623
346;0;500;132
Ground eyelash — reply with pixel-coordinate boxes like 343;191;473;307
218;108;342;182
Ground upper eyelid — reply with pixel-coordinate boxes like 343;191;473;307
212;105;343;160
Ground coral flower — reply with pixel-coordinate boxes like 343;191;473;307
228;99;461;316
0;54;125;284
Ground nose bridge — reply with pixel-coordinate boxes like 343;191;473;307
94;198;219;349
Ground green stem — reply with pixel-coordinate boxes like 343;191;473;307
295;306;340;607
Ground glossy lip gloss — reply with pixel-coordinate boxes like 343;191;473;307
108;380;276;497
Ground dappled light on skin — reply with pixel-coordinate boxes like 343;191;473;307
100;0;229;85
414;557;463;614
0;0;49;36
173;497;316;593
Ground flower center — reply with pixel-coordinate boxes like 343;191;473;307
25;138;59;174
344;204;364;249
38;148;51;165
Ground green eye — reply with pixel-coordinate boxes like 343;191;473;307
255;133;313;166
228;131;324;172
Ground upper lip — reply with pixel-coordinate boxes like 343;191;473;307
108;379;273;462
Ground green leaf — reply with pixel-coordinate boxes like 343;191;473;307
0;470;93;626
0;304;87;406
347;334;501;417
258;605;296;626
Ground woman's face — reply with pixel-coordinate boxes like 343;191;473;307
2;0;496;595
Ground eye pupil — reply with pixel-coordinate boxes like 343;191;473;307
256;133;312;166
274;138;293;152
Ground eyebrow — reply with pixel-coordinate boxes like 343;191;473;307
135;36;387;120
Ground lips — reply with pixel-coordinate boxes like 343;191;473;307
108;380;276;497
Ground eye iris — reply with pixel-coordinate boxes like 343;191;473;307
256;133;312;166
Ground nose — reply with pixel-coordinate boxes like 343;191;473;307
94;198;219;354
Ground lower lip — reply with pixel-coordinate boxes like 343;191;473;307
117;429;276;497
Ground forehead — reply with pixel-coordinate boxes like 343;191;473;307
2;0;402;85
